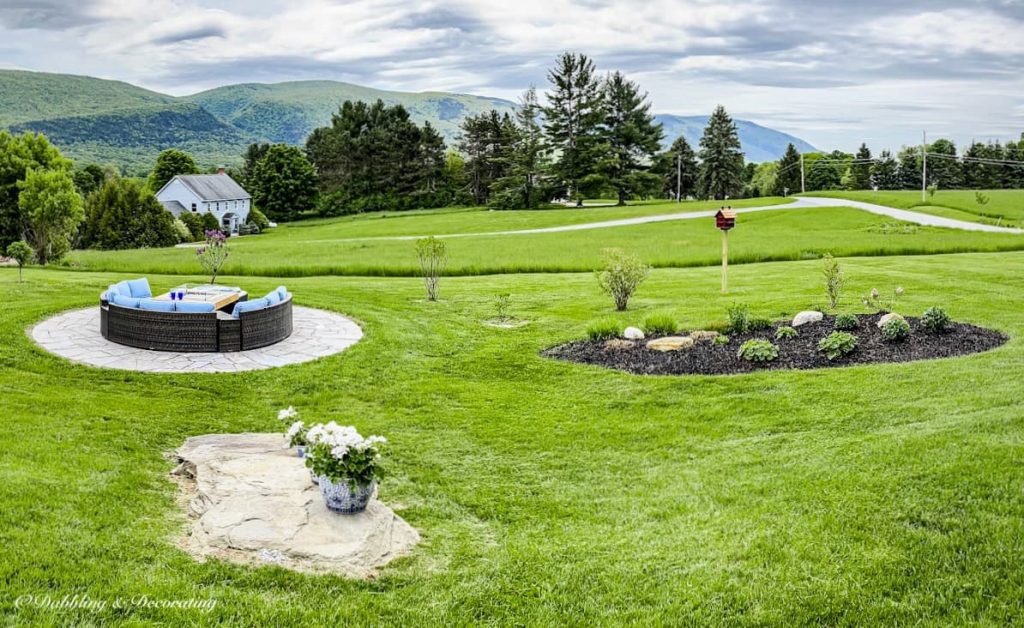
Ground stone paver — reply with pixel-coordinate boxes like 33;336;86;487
30;306;362;373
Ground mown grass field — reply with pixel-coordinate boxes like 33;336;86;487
66;204;1024;277
809;189;1024;227
7;193;1024;624
4;250;1024;624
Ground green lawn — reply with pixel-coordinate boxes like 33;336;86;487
4;252;1024;624
807;189;1024;227
66;205;1024;277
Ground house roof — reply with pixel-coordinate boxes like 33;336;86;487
173;174;250;201
161;200;186;213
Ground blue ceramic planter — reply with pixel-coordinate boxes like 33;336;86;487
319;478;374;514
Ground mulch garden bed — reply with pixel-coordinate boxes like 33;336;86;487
542;313;1007;376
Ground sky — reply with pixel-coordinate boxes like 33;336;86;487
1;0;1022;151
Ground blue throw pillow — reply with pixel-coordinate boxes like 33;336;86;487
232;297;269;318
127;278;152;298
102;285;118;301
110;293;141;308
139;298;175;312
276;286;289;301
114;281;133;297
175;301;215;313
265;290;282;305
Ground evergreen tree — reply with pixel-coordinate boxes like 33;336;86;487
240;143;271;190
250;145;319;222
871;150;900;190
147;149;199;192
490;86;550;209
305;99;447;215
696;105;745;200
0;131;71;249
17;167;83;264
926;138;961;189
775;143;802;196
897;146;921;190
850;143;872;189
598;71;663;205
653;135;698;200
458;110;519;204
543;52;605;204
72;164;108;197
80;177;178;250
1004;139;1024;188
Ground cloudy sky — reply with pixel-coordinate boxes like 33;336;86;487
1;0;1022;151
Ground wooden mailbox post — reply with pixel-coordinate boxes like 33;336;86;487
715;207;736;293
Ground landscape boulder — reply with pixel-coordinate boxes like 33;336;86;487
604;339;635;350
646;336;695;352
792;311;824;327
170;433;418;577
689;330;720;342
623;326;645;340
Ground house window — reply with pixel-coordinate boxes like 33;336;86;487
191;203;197;212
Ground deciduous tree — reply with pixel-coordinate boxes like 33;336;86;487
148;149;199;192
251;144;318;222
17;167;83;264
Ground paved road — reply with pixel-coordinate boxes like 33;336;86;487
334;196;1022;242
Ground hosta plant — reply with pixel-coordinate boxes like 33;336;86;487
881;317;911;342
834;313;859;331
818;331;858;361
737;339;779;363
774;326;798;340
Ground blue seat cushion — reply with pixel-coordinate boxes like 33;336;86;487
110;293;141;308
138;298;175;312
113;281;133;297
232;297;269;318
127;278;152;298
175;301;215;313
265;290;282;305
102;285;119;301
276;286;289;301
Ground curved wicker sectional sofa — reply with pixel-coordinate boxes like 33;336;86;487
100;279;293;352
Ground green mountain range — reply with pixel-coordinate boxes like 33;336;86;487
0;69;818;173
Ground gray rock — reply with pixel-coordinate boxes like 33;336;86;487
877;312;905;328
792;311;824;327
623;326;645;340
171;433;418;577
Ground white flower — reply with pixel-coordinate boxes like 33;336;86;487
277;406;299;422
285;420;305;441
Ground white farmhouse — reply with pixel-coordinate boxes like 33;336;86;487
156;170;252;234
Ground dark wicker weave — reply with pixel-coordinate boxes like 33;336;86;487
101;296;293;353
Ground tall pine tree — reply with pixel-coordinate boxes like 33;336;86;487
775;143;802;196
490;86;549;209
850;143;872;189
654;136;698;200
599;71;663;205
543;52;605;205
696;105;745;200
871;150;900;190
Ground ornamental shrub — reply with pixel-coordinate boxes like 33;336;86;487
587;318;621;341
713;335;730;346
248;206;271;230
818;331;858;360
726;303;750;334
737;339;779;363
642;314;678;336
414;236;447;301
881;317;911;342
921;306;951;334
834;313;859;331
774;326;798;340
595;248;650;311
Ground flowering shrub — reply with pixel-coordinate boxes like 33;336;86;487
277;406;298;421
921;306;951;334
196;230;229;284
737;339;779;363
305;422;387;488
595;248;649;311
862;286;904;313
285;421;308;447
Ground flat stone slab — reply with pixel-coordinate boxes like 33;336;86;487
170;433;419;577
29;305;362;373
646;336;695;352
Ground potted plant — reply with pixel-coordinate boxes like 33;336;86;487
305;422;386;514
277;407;306;456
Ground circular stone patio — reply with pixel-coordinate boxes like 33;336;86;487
30;306;363;373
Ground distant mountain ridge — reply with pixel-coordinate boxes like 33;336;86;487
0;69;819;172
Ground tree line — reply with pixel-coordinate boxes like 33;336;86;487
749;135;1024;196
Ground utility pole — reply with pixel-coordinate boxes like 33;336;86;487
921;130;927;203
676;153;682;202
800;153;805;194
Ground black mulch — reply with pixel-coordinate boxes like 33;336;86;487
541;314;1008;376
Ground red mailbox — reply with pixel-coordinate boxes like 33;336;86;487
715;207;736;231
